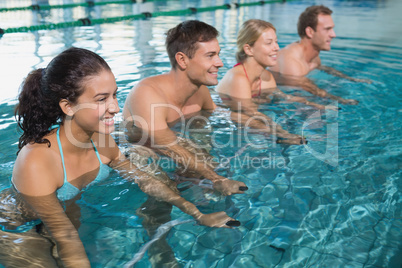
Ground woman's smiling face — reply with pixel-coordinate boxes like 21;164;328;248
68;69;120;135
250;28;280;67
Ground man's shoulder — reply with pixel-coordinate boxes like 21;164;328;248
135;75;163;91
271;41;311;76
130;75;168;102
279;42;303;58
123;74;169;119
271;42;303;73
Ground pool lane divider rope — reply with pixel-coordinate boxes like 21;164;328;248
1;0;147;12
0;0;288;12
0;0;290;36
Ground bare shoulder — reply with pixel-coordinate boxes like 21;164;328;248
270;43;300;73
123;74;171;130
196;85;216;110
127;75;167;103
261;69;277;88
216;67;251;99
280;42;304;60
13;142;62;196
216;68;236;94
123;75;168;119
273;42;309;76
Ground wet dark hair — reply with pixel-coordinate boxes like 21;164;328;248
165;20;219;69
297;5;333;39
15;47;111;153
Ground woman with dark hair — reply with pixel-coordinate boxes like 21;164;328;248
0;47;239;267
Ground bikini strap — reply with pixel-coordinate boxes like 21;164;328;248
240;63;250;81
234;63;250;81
56;128;102;186
91;140;103;166
56;128;68;183
239;63;261;97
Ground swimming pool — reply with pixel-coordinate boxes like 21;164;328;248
1;0;401;267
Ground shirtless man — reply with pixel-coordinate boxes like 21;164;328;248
270;5;369;104
123;20;247;196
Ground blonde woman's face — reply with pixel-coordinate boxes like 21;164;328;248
250;28;279;67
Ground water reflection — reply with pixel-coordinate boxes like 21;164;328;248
0;0;401;267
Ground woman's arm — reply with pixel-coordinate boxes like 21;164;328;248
13;146;90;267
271;88;339;110
271;71;359;105
220;96;305;145
21;193;91;267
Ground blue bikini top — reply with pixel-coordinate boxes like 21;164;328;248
55;127;110;201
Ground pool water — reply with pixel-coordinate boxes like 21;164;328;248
0;0;401;267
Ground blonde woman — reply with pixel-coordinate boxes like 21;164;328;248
217;19;335;106
216;19;331;144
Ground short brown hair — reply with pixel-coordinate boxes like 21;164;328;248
165;20;219;69
297;5;333;38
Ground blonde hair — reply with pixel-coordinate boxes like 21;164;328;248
236;19;276;63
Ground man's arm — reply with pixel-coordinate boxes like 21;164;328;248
146;127;247;195
95;133;242;228
318;65;372;83
109;148;241;227
124;85;247;196
271;71;359;105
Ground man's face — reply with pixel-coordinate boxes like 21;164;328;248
186;38;224;86
311;14;336;51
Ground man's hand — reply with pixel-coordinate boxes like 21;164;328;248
339;98;359;105
196;211;241;228
276;135;308;145
213;178;248;196
351;78;372;84
324;105;340;111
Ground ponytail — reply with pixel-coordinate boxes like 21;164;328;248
15;68;64;153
